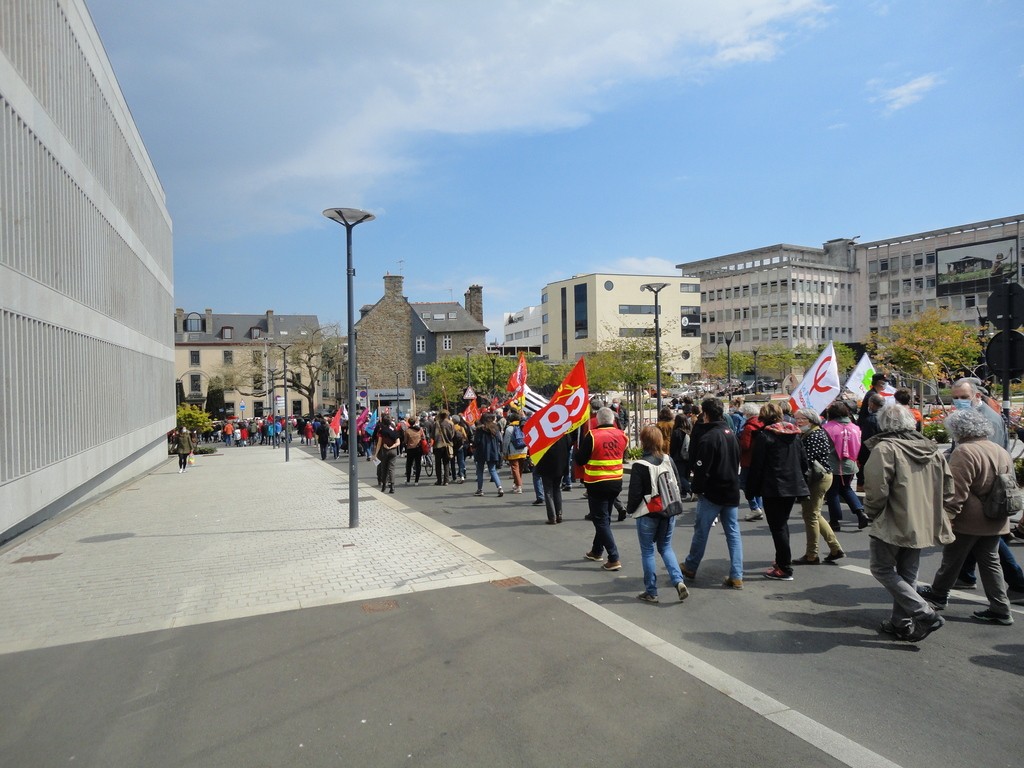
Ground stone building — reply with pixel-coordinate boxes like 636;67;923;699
173;309;322;418
1;0;173;540
356;275;487;397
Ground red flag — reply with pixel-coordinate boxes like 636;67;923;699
330;410;342;433
506;352;528;392
522;358;589;463
462;398;481;426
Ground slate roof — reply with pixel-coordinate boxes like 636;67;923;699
409;302;488;333
176;312;320;343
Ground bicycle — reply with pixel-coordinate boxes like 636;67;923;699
422;452;435;477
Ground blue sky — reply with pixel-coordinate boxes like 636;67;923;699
86;0;1024;341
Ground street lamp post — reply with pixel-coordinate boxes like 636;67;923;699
395;371;401;419
752;348;759;394
464;346;474;390
323;207;376;529
275;333;295;463
724;333;735;396
640;282;670;415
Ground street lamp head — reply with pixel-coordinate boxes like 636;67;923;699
640;282;671;294
322;208;376;227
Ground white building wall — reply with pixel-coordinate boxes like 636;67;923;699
540;273;702;377
0;0;174;540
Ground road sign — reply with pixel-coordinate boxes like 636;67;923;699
463;386;476;399
239;401;246;411
986;283;1024;328
985;330;1024;379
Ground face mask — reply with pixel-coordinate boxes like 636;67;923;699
952;398;972;410
798;424;810;433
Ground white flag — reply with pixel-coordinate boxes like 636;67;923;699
844;353;897;405
788;342;841;414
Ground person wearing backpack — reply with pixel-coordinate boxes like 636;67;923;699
916;409;1014;625
432;411;456;486
822;401;870;531
626;426;689;604
502;411;529;493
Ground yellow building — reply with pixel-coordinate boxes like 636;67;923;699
539;273;702;380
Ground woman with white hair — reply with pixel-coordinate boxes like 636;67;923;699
863;405;954;641
916;408;1014;625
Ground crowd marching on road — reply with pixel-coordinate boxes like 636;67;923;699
171;373;1024;645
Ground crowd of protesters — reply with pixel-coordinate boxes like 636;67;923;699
177;373;1023;642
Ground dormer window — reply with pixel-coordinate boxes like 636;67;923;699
250;327;261;339
448;311;457;319
222;326;233;339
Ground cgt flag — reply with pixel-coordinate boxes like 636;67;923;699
506;352;528;410
789;342;841;415
522;357;590;463
462;398;481;426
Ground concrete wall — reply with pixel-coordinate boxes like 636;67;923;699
0;0;174;541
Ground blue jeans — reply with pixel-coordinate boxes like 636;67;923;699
532;470;545;502
475;460;501;491
825;473;862;523
586;482;621;562
636;514;684;596
453;446;466;479
684;497;743;580
738;467;762;511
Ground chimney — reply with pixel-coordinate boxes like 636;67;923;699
204;308;213;334
464;285;483;323
174;307;185;335
266;309;275;337
384;273;405;299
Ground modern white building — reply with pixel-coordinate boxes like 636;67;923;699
1;0;174;540
500;305;542;355
539;273;702;379
855;215;1024;339
677;239;859;355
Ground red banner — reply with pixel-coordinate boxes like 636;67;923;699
506;352;528;392
522;358;589;463
462;398;481;426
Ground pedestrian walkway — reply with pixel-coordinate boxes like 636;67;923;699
0;446;500;654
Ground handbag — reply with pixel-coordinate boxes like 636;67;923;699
805;459;829;483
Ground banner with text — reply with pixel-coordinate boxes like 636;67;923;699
522;357;590;463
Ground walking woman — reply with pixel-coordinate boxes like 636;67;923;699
173;427;194;473
794;409;845;564
917;408;1015;625
374;414;401;494
432;411;455;487
626;426;688;604
668;412;693;498
403;416;425;484
822;402;870;531
746;402;808;581
473;413;504;497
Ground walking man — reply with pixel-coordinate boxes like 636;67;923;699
575;407;628;571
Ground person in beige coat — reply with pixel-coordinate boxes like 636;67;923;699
917;409;1014;625
864;404;955;641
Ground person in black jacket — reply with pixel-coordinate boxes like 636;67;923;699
534;433;570;524
681;398;745;589
747;402;809;581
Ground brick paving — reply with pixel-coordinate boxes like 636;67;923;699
0;445;500;654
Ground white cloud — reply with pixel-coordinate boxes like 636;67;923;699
869;73;943;114
93;0;830;237
596;256;681;275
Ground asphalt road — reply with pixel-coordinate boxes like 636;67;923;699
346;448;1024;768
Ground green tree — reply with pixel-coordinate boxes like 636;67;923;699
703;348;753;381
870;307;981;389
177;403;213;433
